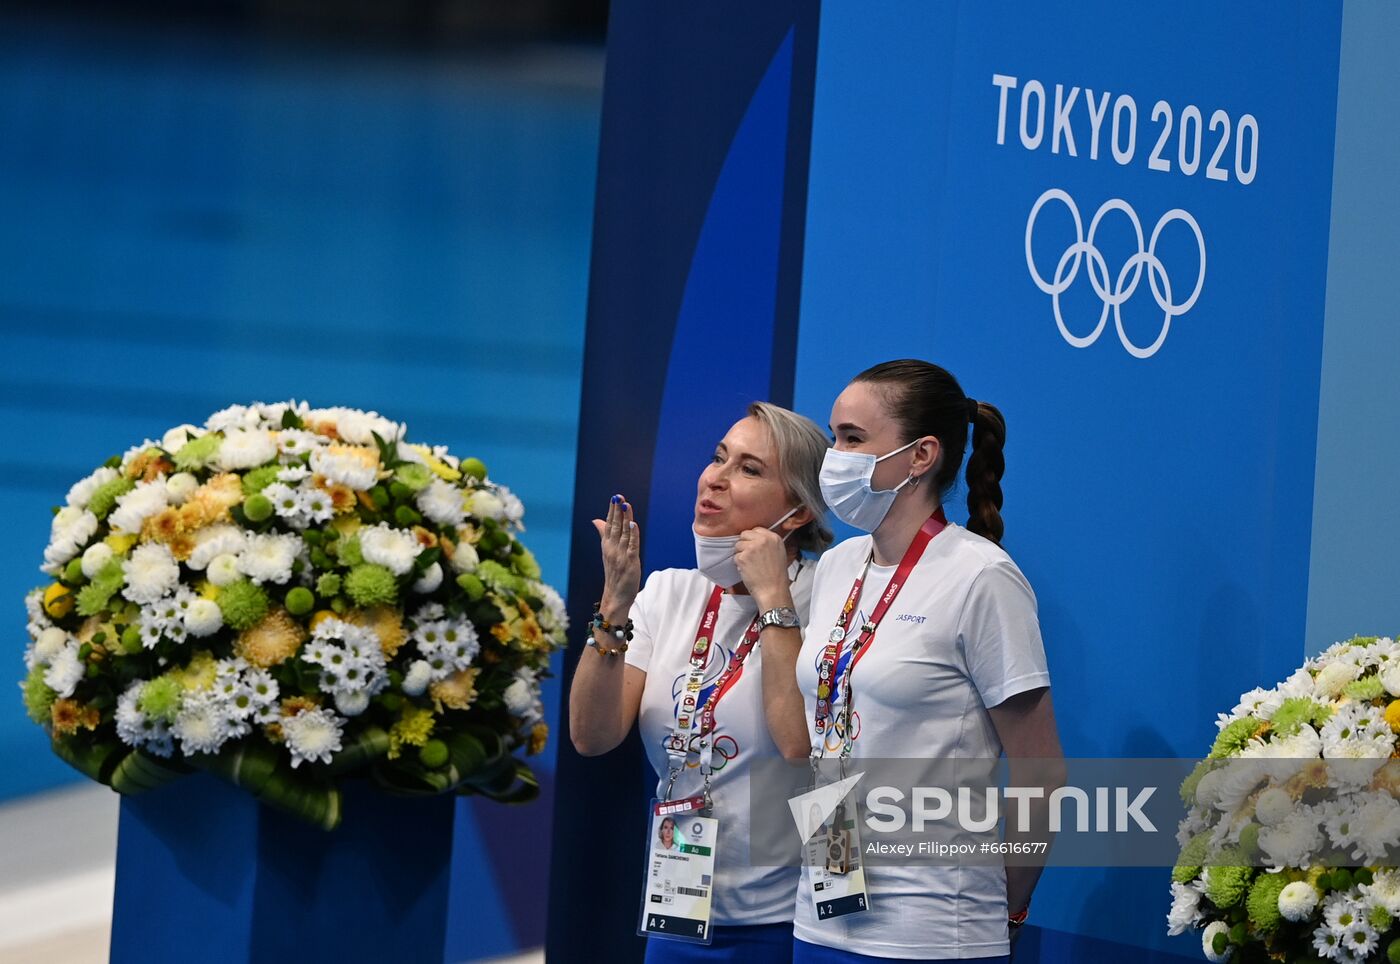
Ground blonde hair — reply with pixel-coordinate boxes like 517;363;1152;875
748;401;833;555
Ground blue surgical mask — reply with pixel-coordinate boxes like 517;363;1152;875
818;440;918;532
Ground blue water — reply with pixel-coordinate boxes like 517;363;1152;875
0;14;600;800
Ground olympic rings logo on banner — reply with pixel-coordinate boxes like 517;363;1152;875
1025;188;1206;359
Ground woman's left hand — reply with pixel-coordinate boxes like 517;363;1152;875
734;528;793;611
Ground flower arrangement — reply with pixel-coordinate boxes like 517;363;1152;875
1169;635;1400;963
21;402;566;829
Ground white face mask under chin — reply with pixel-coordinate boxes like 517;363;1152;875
818;439;919;532
693;505;800;588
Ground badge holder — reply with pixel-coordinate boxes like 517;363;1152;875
803;787;870;921
637;768;719;945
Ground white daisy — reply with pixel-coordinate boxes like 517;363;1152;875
412;562;443;594
1347;792;1400;862
187;525;247;571
1202;920;1232;961
1166;880;1203;936
204;404;261;433
465;489;505;522
43;508;99;574
447;536;479;574
65;466;119;509
494;484;525;527
238;533;302;585
298;486;334;525
218;428;277;471
164;472;199;504
1279;880;1320;922
108;480;169;535
33;627;69;664
416;478;466;527
122;544;180;604
277;464;311;483
181;599;222;638
173;693;234;755
309;446;379;490
282;707;344;768
532;582;569;634
43;644;85;698
358;523;419;576
275;429;319;459
402;660;433;697
1360;869;1400;915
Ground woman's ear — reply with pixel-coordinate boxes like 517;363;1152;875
780;506;813;535
911;436;941;480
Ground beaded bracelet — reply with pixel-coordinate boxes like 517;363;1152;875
588;603;633;655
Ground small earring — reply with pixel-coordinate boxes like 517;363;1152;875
907;474;919;489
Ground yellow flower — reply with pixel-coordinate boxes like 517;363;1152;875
1385;700;1400;734
172;650;219;692
388;705;436;759
235;609;307;668
43;583;74;619
344;606;407;658
316;477;359;516
430;669;480;712
406;444;461;482
528;722;549;756
51;699;83;735
105;532;138;556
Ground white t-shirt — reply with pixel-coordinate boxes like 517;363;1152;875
626;563;814;926
793;524;1050;959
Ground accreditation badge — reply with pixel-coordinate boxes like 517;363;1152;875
804;793;870;921
638;797;719;944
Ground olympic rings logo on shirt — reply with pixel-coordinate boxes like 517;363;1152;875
822;710;860;753
683;733;739;771
1024;188;1206;359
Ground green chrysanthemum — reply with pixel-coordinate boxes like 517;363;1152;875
87;476;136;519
1245;871;1287;934
477;560;524;595
1345;676;1385;701
1180;760;1214;805
218;579;270;632
338;537;364;567
138;677;182;723
76;559;126;617
22;665;57;725
1173;832;1212;884
241;465;282;495
1271;697;1333;737
1209;716;1260;759
345;564;397;607
512;547;541;580
315;573;342;597
1348;635;1381;648
173;433;223;471
393;463;433;492
1370;905;1393;932
1204;854;1254;908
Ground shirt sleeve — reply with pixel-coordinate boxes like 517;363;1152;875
623;571;663;675
956;559;1051;708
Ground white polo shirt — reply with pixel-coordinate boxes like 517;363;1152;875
793;524;1050;959
626;563;814;926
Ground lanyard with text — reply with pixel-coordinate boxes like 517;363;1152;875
813;509;947;762
661;587;763;806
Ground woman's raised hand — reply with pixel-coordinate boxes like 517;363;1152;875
592;495;641;622
734;528;793;613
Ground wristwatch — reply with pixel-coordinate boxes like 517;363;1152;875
757;607;800;630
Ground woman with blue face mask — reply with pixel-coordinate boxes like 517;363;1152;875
569;401;833;964
793;360;1064;964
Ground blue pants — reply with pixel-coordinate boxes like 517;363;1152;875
644;921;794;963
793;937;1011;964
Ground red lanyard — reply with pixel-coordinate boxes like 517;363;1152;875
813;510;947;738
664;585;766;779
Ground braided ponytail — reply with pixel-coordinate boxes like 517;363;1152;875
965;402;1006;545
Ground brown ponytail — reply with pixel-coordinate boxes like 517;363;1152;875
853;359;1008;545
965;402;1005;545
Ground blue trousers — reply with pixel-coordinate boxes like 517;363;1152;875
644;921;794;964
793;936;1011;964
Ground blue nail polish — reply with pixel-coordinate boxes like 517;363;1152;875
611;495;621;504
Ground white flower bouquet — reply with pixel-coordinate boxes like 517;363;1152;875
22;402;566;829
1170;635;1400;963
